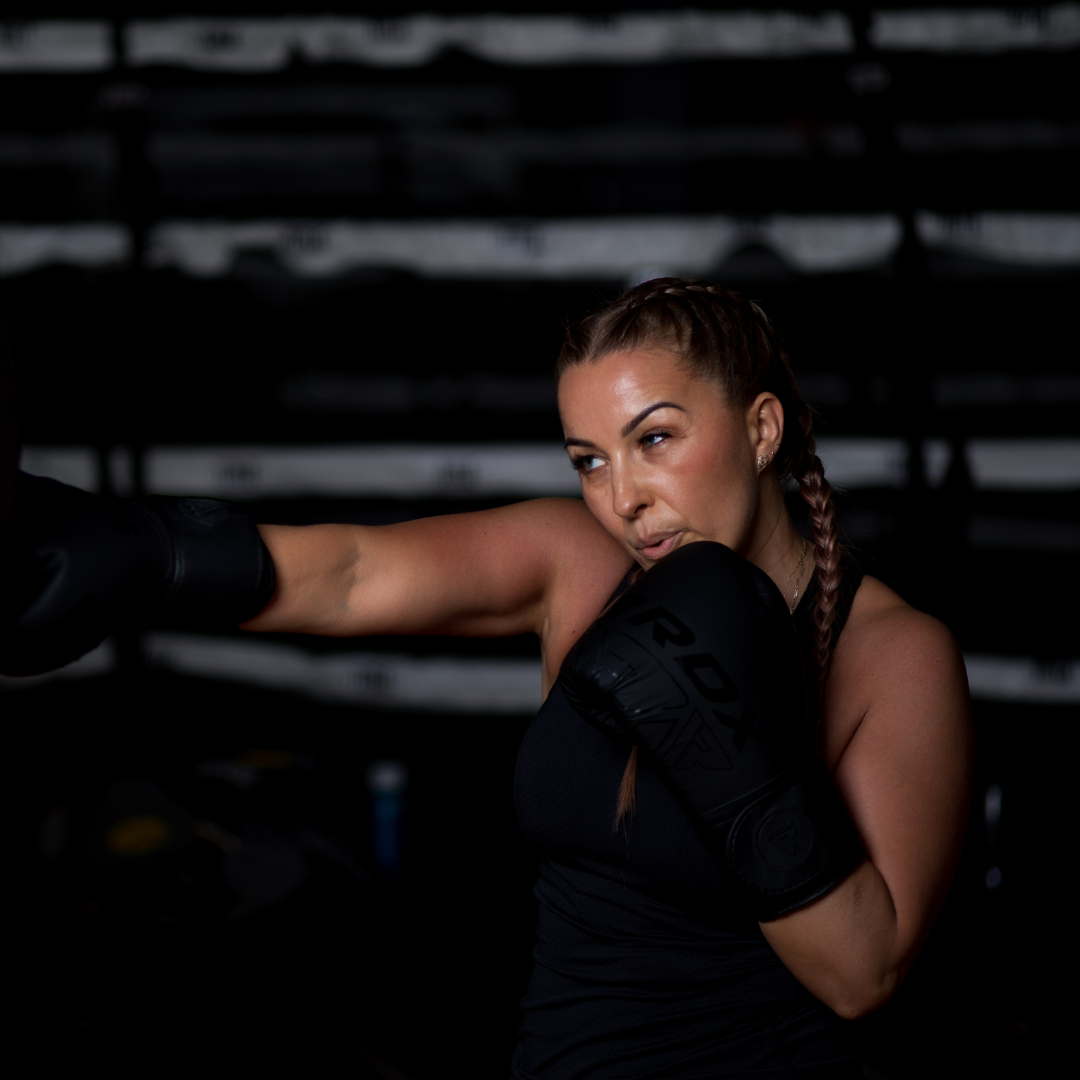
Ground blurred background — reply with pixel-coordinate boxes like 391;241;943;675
2;4;1077;1078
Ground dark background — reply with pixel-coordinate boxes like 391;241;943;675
2;5;1077;1078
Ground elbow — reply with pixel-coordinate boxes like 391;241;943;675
822;968;901;1021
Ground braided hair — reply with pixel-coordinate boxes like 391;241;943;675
555;278;843;824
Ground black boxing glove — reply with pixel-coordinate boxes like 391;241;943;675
0;471;275;676
561;541;864;921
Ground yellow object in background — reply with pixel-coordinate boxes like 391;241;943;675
105;815;173;856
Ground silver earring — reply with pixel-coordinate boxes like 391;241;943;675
756;454;769;470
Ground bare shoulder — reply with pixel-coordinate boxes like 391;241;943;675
821;575;971;768
403;496;623;580
505;495;620;546
517;499;630;689
496;496;629;600
838;576;965;679
493;497;627;577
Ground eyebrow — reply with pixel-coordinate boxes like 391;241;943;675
563;401;686;450
620;401;685;437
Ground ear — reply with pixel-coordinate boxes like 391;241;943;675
745;392;784;470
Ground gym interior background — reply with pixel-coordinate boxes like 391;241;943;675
2;5;1077;1078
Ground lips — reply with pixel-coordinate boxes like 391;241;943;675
635;532;682;559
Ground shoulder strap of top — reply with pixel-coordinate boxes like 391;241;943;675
826;547;864;647
606;564;640;607
795;549;863;651
792;547;863;732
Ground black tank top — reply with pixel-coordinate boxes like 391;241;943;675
511;558;864;1080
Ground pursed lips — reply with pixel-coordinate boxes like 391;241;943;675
634;531;682;558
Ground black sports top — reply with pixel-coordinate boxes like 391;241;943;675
512;560;865;1080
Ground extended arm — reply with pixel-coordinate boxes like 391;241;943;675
759;596;973;1018
1;473;627;678
246;498;620;640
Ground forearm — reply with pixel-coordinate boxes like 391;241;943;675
765;612;974;1019
759;859;911;1019
242;523;365;635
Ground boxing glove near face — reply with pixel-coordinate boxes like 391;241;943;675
0;472;275;676
561;540;864;921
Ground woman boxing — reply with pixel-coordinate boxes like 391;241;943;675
2;280;971;1078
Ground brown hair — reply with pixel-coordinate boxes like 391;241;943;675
555;278;842;826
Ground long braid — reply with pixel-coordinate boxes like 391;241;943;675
783;384;844;700
799;444;842;694
557;278;843;825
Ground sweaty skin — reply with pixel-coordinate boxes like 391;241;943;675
248;347;972;1019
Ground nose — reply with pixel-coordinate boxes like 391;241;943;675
611;458;651;520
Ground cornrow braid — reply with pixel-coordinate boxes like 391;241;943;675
781;378;844;700
798;443;842;695
556;278;844;823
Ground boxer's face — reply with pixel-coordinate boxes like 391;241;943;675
559;347;783;569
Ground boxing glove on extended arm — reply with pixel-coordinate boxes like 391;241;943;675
0;472;275;676
561;541;864;921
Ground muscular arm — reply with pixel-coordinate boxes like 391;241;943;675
242;498;628;648
760;585;973;1019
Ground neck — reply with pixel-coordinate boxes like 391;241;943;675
740;474;806;604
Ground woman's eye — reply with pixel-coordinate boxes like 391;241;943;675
640;431;670;449
571;454;603;473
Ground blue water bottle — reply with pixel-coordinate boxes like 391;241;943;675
366;760;407;876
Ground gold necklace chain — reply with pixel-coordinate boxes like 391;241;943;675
784;536;808;615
